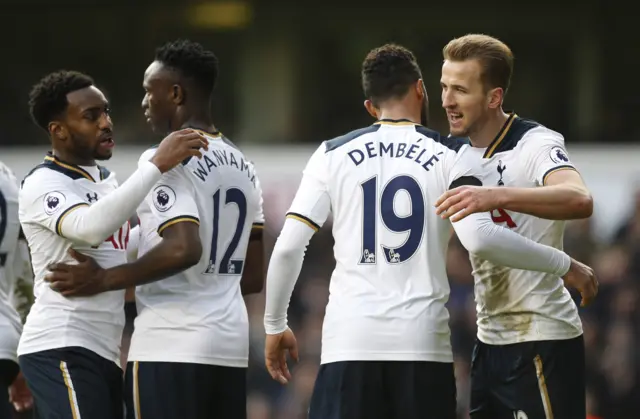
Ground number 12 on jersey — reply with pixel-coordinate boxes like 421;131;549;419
204;187;247;275
359;175;425;265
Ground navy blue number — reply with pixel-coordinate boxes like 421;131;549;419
359;177;377;263
359;175;425;264
219;188;247;274
0;191;6;267
206;188;247;275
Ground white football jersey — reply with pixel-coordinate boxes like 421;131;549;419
286;120;481;364
18;154;129;363
0;161;24;363
129;131;264;367
463;114;583;345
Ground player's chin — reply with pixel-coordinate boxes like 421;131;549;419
146;118;164;134
94;148;113;161
448;125;468;137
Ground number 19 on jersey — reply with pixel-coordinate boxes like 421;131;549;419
359;175;425;265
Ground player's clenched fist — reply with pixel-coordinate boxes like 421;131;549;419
562;258;599;307
150;128;209;173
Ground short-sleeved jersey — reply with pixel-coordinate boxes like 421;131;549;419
0;161;24;362
461;114;583;345
129;132;264;367
286;119;480;364
18;154;129;363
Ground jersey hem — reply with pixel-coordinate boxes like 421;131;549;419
320;351;453;364
0;351;18;363
17;340;120;365
476;329;583;345
126;352;248;368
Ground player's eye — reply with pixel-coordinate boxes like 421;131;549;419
83;111;98;121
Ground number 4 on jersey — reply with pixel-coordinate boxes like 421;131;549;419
491;208;517;228
359;175;425;265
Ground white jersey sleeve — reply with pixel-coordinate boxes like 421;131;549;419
264;143;331;335
519;128;576;185
21;160;161;246
19;173;92;237
285;143;331;231
252;174;265;227
137;150;200;237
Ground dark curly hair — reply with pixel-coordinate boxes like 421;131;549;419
155;39;219;96
361;44;422;106
28;70;94;131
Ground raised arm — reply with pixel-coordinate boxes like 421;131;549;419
436;130;592;221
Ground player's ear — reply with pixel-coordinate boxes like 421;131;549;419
171;84;185;105
415;79;427;100
48;121;66;141
487;87;503;110
364;99;379;119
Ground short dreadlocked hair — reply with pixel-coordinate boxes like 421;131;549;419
155;39;219;96
28;70;94;131
361;44;422;106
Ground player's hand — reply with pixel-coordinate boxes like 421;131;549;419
435;186;500;222
265;328;299;385
45;248;108;297
8;372;33;412
150;128;209;173
562;258;599;307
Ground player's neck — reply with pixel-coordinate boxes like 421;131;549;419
51;148;95;167
180;117;217;135
468;110;510;149
377;109;421;125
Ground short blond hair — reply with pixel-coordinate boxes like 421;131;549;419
443;34;514;93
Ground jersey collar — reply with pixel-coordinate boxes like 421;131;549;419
483;112;518;158
374;118;419;126
42;152;109;182
184;126;222;138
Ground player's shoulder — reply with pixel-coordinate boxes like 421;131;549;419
324;124;382;153
139;144;159;163
323;123;469;154
22;154;111;190
487;113;565;157
21;160;72;190
518;122;564;146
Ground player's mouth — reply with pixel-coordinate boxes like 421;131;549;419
447;111;463;127
99;134;115;149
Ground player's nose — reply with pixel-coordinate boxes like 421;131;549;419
98;113;113;130
441;91;455;109
141;93;149;111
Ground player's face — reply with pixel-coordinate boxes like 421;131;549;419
441;59;492;137
142;61;177;134
62;86;114;161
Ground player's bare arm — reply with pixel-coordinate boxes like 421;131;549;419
436;169;592;222
45;221;202;296
240;225;265;295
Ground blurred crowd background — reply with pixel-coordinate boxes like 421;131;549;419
2;0;639;418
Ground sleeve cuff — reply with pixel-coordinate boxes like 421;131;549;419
157;215;200;236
